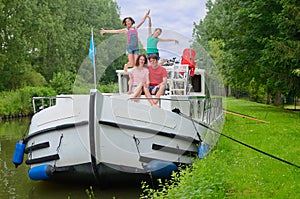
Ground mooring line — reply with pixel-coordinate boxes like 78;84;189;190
175;109;300;169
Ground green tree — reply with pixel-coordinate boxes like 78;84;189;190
0;0;123;91
193;0;300;104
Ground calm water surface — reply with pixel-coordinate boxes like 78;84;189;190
0;118;142;199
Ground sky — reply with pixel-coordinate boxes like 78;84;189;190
113;0;208;59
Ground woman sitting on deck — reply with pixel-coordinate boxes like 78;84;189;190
128;54;150;101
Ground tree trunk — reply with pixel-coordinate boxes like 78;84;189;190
266;90;271;104
225;85;231;97
273;90;281;106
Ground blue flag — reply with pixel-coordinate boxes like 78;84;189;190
88;36;96;65
89;29;97;89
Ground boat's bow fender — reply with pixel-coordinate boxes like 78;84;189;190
28;164;55;180
144;160;178;179
198;142;210;159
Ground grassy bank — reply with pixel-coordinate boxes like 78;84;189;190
141;97;300;198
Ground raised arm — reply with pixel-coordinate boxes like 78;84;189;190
158;38;179;44
147;16;152;37
136;10;150;29
100;28;127;35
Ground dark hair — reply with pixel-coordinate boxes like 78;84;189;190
135;54;148;66
148;54;158;60
154;28;162;33
122;17;135;26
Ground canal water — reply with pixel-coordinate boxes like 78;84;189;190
0;118;142;199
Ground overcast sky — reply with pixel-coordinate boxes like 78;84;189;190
113;0;208;59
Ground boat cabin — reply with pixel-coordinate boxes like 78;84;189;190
116;64;206;96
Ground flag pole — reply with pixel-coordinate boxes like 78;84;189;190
91;28;97;89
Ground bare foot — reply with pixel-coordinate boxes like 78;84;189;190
123;65;128;72
151;104;159;108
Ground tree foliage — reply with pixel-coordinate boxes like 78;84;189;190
0;0;123;92
193;0;300;104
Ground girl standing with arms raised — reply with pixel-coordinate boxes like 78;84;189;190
100;10;150;72
146;15;179;59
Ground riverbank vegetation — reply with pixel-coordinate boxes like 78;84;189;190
141;97;300;198
0;87;56;119
0;83;118;120
1;0;299;109
193;0;300;105
0;0;125;99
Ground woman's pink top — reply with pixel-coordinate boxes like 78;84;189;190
130;67;149;86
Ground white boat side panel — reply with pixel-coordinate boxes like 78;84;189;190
29;95;90;135
55;126;91;166
98;125;195;167
98;125;142;169
27;125;91;167
112;103;177;129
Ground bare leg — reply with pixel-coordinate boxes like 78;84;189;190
133;54;139;65
152;86;165;105
127;79;133;94
143;85;154;106
124;54;135;72
131;83;143;102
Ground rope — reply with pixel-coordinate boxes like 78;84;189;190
133;135;145;168
172;108;202;142
54;134;63;168
175;110;300;169
56;134;63;153
21;122;31;144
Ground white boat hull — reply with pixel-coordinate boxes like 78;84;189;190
22;89;223;183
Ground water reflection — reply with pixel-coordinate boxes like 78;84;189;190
0;118;142;199
28;181;142;199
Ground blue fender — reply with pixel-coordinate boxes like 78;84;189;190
28;164;55;180
12;140;26;168
145;160;178;179
198;142;210;159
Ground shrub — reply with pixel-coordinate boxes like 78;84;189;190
50;71;76;94
0;87;56;118
97;83;118;93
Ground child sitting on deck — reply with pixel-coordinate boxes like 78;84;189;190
128;54;149;101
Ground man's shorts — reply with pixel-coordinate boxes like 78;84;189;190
148;86;160;95
149;85;166;95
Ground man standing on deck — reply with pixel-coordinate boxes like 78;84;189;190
144;54;167;107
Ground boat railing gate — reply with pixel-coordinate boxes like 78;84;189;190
129;96;223;125
32;96;72;113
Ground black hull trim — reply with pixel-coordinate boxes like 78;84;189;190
139;155;163;164
139;155;190;168
26;154;60;165
44;162;151;185
152;143;197;156
25;141;49;154
24;121;88;143
99;120;200;145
